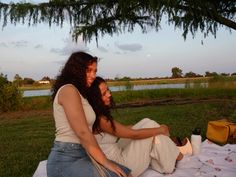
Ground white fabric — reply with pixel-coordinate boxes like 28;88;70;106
33;140;236;177
53;84;96;144
33;160;47;177
95;118;179;176
139;140;236;177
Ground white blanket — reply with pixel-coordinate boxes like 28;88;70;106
33;140;236;177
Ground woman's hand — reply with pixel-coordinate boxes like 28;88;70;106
103;159;128;177
159;124;170;136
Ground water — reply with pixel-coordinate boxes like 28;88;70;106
23;80;236;97
23;89;52;97
109;83;186;92
23;83;206;97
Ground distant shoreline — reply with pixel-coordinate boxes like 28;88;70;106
19;76;236;91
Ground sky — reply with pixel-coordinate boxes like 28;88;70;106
0;0;236;81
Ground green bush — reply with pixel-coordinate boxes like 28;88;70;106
0;73;8;86
0;74;23;112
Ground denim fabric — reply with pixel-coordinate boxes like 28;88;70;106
47;141;131;177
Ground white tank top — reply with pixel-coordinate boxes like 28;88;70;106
54;84;96;144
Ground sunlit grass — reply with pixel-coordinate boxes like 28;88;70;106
113;88;236;104
19;85;52;91
0;115;54;177
114;102;236;139
1;83;236;177
22;96;52;110
107;77;211;86
0;100;236;177
20;87;236;111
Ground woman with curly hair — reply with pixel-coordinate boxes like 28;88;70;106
47;52;131;177
88;77;192;177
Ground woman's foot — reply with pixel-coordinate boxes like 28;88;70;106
178;138;192;155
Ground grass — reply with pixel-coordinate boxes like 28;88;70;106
1;84;236;177
0;100;236;177
22;96;52;110
18;88;236;111
107;77;210;86
113;88;236;104
107;75;236;86
19;85;52;91
0;114;54;177
114;101;236;139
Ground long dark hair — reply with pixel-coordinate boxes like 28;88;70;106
52;51;97;99
87;77;116;133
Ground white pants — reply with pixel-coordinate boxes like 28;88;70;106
95;118;179;177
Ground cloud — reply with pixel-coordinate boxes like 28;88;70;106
97;46;108;53
0;40;43;49
115;42;142;52
0;40;29;48
50;48;62;54
11;40;28;48
50;37;89;56
115;51;122;55
53;60;65;65
0;42;7;47
34;44;43;49
146;53;151;58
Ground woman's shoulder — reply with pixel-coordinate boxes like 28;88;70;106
59;84;78;91
57;84;82;105
58;84;81;98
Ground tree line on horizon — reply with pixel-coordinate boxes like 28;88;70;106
1;66;236;87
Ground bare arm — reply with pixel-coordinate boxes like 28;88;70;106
58;85;127;177
99;117;170;139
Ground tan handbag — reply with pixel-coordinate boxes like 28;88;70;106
206;119;236;145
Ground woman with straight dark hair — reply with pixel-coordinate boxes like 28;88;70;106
88;77;192;177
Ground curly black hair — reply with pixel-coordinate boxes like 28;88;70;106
87;76;116;133
52;51;98;100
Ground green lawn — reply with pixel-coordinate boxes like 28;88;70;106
0;115;54;177
0;100;236;177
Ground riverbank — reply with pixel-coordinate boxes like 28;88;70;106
20;77;206;91
107;76;211;86
19;76;236;90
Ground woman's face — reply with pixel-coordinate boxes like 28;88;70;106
99;82;111;106
86;62;97;87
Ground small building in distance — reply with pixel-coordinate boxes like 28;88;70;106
38;80;50;84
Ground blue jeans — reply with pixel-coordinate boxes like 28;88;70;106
47;141;131;177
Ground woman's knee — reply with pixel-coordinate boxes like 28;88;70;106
132;118;160;129
140;118;160;128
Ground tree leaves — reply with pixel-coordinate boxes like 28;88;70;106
0;0;235;42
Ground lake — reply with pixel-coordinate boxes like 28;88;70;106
23;83;208;97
